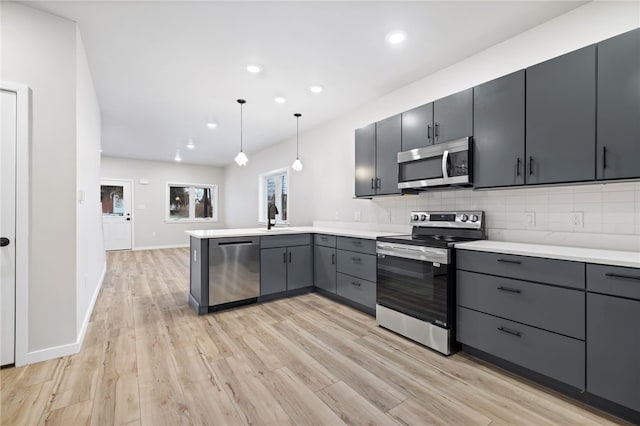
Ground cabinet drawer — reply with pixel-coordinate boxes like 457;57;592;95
587;264;640;300
337;273;375;310
337;250;376;282
337;236;376;255
261;234;311;248
457;307;585;389
314;234;337;248
457;271;585;339
457;250;585;289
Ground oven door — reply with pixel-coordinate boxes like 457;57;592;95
376;242;451;328
397;137;472;190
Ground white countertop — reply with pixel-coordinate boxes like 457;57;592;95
185;226;403;240
455;240;640;269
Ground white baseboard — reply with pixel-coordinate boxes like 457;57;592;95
133;243;189;251
23;263;107;365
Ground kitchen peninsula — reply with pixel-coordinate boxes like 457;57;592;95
185;227;403;315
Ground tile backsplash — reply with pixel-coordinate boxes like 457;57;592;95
371;181;640;252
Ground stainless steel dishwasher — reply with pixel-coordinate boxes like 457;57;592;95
208;236;260;307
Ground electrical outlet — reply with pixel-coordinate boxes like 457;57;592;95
354;211;361;221
570;211;584;228
524;212;536;227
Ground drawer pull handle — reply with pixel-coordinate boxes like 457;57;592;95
351;281;361;287
497;326;521;337
497;286;521;294
352;257;362;263
353;241;362;246
605;273;640;281
497;259;521;265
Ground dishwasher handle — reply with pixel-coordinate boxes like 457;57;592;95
209;236;260;247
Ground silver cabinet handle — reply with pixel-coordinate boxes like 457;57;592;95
441;150;450;181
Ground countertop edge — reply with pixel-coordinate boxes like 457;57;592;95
455;241;640;269
185;227;403;240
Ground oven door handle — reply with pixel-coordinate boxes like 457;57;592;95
441;150;450;182
376;244;449;264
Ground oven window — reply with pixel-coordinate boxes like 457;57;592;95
377;254;449;326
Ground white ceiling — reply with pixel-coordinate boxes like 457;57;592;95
29;1;585;166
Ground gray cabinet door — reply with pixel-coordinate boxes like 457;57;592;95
314;245;336;293
375;114;401;195
260;248;287;295
354;123;376;197
587;293;640;411
597;28;640;180
433;88;473;144
402;103;433;151
287;245;313;290
473;71;525;188
526;45;596;184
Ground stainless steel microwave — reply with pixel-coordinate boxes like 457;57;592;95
397;137;472;191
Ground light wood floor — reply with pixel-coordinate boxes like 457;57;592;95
1;248;629;426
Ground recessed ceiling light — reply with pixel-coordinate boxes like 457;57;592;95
309;85;323;94
206;122;217;129
386;30;407;45
274;97;286;104
186;138;195;149
246;64;262;73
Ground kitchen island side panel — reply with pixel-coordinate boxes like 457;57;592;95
189;236;209;314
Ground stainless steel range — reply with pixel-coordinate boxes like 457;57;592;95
376;211;486;355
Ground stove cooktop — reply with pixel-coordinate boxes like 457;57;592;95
377;234;479;249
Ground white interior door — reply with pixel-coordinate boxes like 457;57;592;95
1;89;17;366
101;179;132;251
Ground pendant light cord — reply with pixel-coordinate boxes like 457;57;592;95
296;116;299;159
240;102;243;152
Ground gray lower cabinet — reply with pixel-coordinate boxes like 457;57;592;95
457;307;585;389
597;28;640;180
260;247;287;295
587;293;640;412
473;70;525;188
526;45;596;184
336;273;375;310
287;245;312;290
586;263;640;412
314;245;337;293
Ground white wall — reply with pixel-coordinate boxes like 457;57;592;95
101;156;226;248
75;28;106;337
2;2;78;352
224;1;640;251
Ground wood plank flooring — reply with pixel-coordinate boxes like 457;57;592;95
0;248;629;425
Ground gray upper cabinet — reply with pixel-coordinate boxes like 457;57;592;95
526;45;596;184
375;114;401;195
473;71;526;188
287;245;313;290
597;28;640;180
354;123;376;197
354;116;400;197
402;103;433;151
314;245;337;293
433;88;473;144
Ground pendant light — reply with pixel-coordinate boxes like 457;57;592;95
234;99;248;166
291;113;303;172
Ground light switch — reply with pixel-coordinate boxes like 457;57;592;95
139;179;150;185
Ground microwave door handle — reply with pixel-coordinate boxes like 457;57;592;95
442;150;450;182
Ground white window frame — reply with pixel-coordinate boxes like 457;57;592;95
258;167;289;225
165;182;218;223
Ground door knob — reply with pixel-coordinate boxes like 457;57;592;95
0;237;10;247
126;218;131;221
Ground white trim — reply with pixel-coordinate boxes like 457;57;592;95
76;263;105;351
165;181;218;222
133;243;189;251
100;178;135;250
1;81;31;367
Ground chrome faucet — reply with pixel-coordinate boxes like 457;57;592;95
267;203;279;230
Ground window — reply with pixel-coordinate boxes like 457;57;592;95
166;182;218;222
258;168;289;224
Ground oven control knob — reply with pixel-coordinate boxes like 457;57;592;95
471;214;479;222
460;214;469;222
420;214;427;221
412;214;420;221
